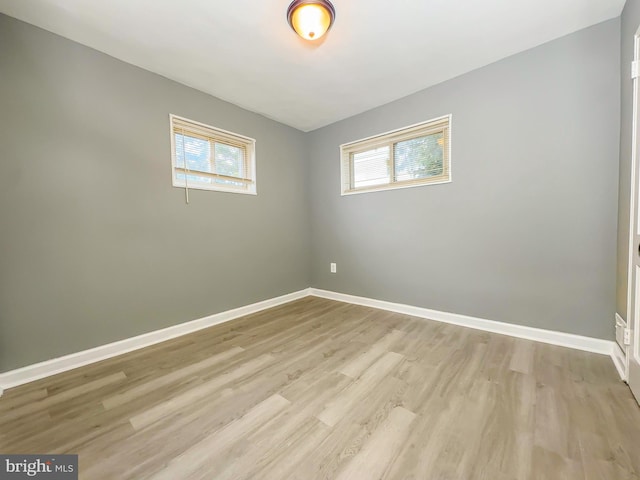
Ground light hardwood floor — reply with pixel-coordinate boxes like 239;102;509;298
1;297;639;479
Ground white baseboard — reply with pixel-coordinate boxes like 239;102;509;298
0;286;623;395
0;289;310;392
309;288;616;357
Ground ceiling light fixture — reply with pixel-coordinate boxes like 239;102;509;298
287;0;336;41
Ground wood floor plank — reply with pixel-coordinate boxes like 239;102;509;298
0;371;126;425
509;338;535;375
334;406;416;480
102;346;244;410
129;353;274;430
149;394;291;480
338;329;405;378
316;351;405;427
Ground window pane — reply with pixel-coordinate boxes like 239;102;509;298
352;146;390;188
393;132;444;182
214;142;245;186
175;133;212;184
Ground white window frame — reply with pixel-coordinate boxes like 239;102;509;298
169;114;257;195
340;114;452;196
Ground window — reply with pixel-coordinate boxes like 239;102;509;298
340;115;451;195
170;114;256;195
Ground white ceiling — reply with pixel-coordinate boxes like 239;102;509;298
0;0;626;131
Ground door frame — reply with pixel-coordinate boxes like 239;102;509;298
624;30;640;394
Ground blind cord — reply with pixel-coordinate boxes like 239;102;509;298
181;127;190;204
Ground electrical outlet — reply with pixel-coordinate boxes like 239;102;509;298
330;263;337;273
624;328;632;346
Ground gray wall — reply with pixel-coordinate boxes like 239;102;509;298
308;19;621;340
617;0;640;321
0;14;310;372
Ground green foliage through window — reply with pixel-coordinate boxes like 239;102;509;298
393;133;444;182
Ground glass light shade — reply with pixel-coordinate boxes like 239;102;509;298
287;1;335;41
